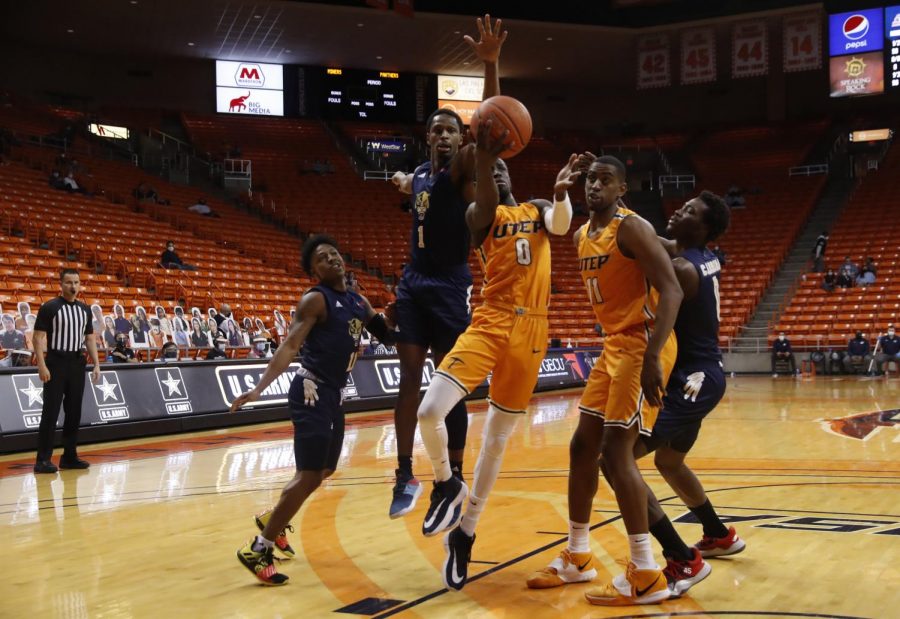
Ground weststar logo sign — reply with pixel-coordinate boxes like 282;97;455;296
235;64;265;87
819;409;900;441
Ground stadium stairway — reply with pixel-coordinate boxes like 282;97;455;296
729;171;856;352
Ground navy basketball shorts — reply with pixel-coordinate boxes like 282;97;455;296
288;377;345;472
641;364;726;454
394;267;472;352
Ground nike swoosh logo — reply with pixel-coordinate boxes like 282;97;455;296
635;574;662;597
577;558;591;571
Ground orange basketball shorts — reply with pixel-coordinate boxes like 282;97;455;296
435;302;549;413
578;325;677;435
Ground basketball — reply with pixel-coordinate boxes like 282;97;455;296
469;95;532;159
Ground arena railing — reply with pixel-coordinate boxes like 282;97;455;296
788;163;828;176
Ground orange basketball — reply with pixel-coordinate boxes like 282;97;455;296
469;95;532;159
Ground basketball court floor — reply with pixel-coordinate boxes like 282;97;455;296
1;375;898;618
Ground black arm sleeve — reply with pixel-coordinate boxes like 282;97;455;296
366;313;395;346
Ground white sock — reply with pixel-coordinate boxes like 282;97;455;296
252;535;274;552
628;533;657;570
459;405;520;536
568;520;590;553
417;375;465;483
460;493;484;537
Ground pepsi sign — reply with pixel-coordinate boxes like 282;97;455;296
829;9;883;56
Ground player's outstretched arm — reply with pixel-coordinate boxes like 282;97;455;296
230;291;325;411
466;119;510;246
391;171;414;195
464;14;507;99
360;295;396;346
618;216;683;407
540;154;580;236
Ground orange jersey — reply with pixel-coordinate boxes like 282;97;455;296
477;202;551;311
577;206;658;335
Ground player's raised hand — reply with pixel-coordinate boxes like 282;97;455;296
464;14;508;63
230;388;260;412
575;151;597;173
474;119;511;163
554;153;583;198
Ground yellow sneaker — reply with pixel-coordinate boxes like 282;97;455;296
584;561;669;606
255;509;296;559
526;549;597;589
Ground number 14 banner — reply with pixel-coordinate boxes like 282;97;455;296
732;21;768;78
681;28;716;85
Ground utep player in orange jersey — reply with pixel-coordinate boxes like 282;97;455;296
416;120;581;591
527;155;683;606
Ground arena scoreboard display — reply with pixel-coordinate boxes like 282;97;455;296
828;6;900;98
323;68;407;120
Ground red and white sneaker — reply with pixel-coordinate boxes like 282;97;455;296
694;526;745;558
663;548;711;597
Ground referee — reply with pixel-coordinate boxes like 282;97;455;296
32;269;101;474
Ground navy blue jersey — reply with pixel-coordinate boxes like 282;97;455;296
409;161;471;276
299;285;367;389
674;247;722;366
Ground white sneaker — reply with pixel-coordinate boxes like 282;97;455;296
526;549;597;588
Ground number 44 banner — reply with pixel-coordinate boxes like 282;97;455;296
681;28;716;85
732;21;768;78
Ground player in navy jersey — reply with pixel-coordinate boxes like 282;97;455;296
387;14;508;519
231;235;396;586
639;191;743;597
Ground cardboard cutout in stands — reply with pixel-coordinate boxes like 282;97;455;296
113;303;130;334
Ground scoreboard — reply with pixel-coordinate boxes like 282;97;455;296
828;6;900;98
323;68;407;120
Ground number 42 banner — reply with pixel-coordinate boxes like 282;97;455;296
732;20;768;78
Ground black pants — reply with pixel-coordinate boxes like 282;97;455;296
36;352;86;461
772;352;796;373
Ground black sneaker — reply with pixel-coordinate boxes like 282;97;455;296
237;539;289;586
59;457;90;470
421;476;467;537
443;527;475;591
33;460;58;474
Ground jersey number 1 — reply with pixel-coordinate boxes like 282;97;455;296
586;276;604;304
417;225;425;249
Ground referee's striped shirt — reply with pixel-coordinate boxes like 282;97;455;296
34;297;93;352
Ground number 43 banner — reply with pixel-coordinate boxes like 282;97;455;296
732;21;768;78
681;27;716;85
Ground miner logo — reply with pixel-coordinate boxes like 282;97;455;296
235;63;265;87
819;409;900;441
844;56;867;78
415;191;430;220
155;367;193;415
441;79;458;97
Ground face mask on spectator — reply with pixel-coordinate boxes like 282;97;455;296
889;330;896;337
856;332;863;339
778;335;785;342
116;337;126;348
